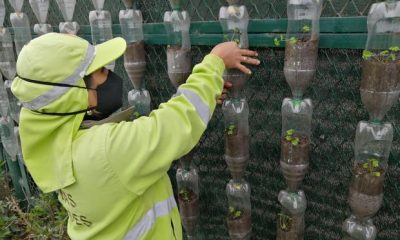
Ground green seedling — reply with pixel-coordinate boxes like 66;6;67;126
285;129;300;146
273;24;311;46
362;46;400;62
225;123;237;136
223;27;241;45
179;189;190;201
278;213;293;231
229;206;242;220
362;158;381;177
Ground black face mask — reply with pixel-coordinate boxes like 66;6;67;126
84;71;123;121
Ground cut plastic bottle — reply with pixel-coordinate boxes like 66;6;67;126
360;0;400;122
277;190;307;240
56;0;79;34
0;28;16;79
226;178;252;240
8;0;23;12
164;10;191;88
223;98;250;179
281;98;312;192
89;9;114;70
30;0;52;35
176;160;200;238
219;5;249;98
127;89;151;117
0;115;18;160
284;0;322;99
10;12;32;55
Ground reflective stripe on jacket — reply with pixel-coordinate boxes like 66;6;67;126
58;54;225;239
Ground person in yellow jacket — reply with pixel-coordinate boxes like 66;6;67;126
11;33;259;239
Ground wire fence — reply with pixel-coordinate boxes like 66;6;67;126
1;0;399;239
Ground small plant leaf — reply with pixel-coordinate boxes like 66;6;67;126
362;162;369;169
274;38;281;47
390;54;396;61
291;138;299;146
280;34;284;41
286;129;294;136
373;172;381;177
372;159;379;168
289;37;297;45
302;25;311;33
380;50;389;56
389;46;400;52
362;50;374;60
285;136;292;141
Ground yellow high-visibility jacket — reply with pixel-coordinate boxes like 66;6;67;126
59;54;225;239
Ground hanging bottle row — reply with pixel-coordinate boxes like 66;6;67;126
0;0;398;240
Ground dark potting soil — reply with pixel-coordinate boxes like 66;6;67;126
348;163;385;219
280;135;309;165
351;162;385;195
225;130;249;158
124;41;146;89
167;46;191;88
227;210;252;239
284;39;319;97
223;69;249;98
276;212;305;240
280;135;310;191
361;59;400;92
178;190;199;234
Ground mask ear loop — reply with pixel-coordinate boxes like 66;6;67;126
17;74;97;116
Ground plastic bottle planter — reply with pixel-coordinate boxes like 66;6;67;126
281;98;312;191
164;11;191;88
89;3;114;70
277;190;307;240
360;0;400;122
0;28;16;80
10;12;32;56
168;0;181;11
219;5;249;98
223;98;249;179
0;115;18;160
342;121;392;239
4;80;20;123
279;0;322;99
226;179;252;240
120;9;146;89
176;165;200;237
360;55;400;121
29;0;52;35
56;0;79;34
127;89;151;117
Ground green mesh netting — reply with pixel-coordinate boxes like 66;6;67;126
2;0;399;239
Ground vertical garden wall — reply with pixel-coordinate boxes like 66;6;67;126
1;0;399;239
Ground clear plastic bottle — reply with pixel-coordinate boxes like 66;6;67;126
219;4;249;98
0;28;16;79
0;115;18;160
10;12;32;55
89;9;114;70
0;75;10;117
4;80;20;123
164;10;191;88
56;0;79;34
29;0;52;35
127;89;151;117
8;0;23;12
222;98;249;179
284;0;322;99
120;9;146;89
122;0;133;9
277;190;307;240
360;0;400;122
0;0;5;27
176;160;199;238
226;178;252;240
168;0;181;11
281;98;312;191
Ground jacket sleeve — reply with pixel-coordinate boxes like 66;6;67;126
105;54;225;195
